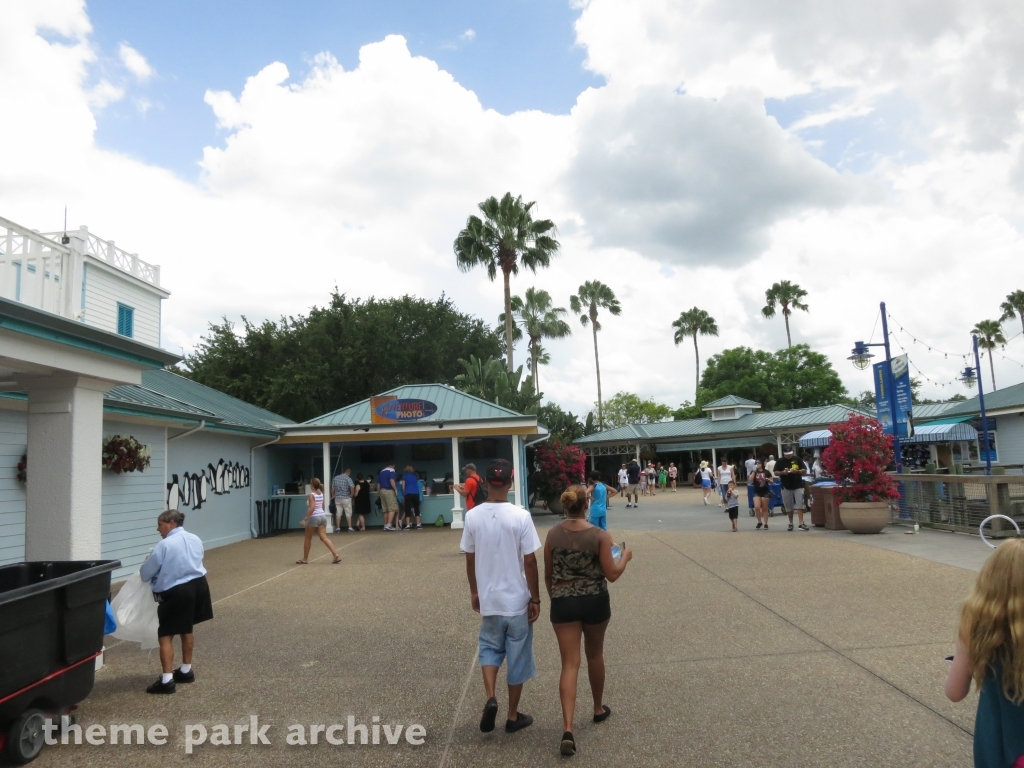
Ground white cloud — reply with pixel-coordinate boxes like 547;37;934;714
1;0;1023;419
460;29;476;41
118;41;153;81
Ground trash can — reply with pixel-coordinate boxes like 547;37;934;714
809;483;842;529
0;560;120;764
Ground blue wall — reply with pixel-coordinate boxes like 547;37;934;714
0;408;27;566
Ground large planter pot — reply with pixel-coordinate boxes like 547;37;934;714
547;497;564;515
838;501;889;534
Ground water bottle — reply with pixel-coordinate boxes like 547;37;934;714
611;544;623;561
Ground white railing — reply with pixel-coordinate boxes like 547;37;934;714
0;217;70;316
41;227;161;287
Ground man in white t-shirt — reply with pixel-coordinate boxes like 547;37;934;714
460;458;542;735
744;453;757;480
617;465;629;495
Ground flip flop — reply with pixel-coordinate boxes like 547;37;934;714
295;560;308;565
593;705;611;723
560;731;576;756
332;557;341;564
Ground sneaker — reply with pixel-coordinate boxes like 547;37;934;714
799;524;809;531
146;677;176;694
787;524;794;531
505;712;534;733
173;667;195;684
756;523;762;529
416;524;423;529
480;697;498;732
384;525;395;531
348;528;355;532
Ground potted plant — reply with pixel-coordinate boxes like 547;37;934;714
102;435;152;474
533;439;586;514
821;414;900;533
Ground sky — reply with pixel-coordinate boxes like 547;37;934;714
2;0;1024;418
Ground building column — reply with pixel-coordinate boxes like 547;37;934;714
775;433;783;457
711;447;717;468
635;445;640;464
512;434;523;509
322;441;333;532
25;375;110;561
450;437;464;529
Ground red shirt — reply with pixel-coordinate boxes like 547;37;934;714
464;476;480;510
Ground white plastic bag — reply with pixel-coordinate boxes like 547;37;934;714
110;571;160;649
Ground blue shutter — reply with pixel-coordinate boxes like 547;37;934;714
117;303;134;338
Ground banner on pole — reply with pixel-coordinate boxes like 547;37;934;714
873;354;914;438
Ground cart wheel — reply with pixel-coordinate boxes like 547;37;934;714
748;509;755;516
6;708;46;764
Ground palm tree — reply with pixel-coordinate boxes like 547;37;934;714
762;280;809;348
972;320;1006;391
672;308;719;397
999;290;1024;335
569;281;621;430
500;288;571;393
454;193;560;371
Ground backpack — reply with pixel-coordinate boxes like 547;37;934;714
470;476;489;507
434;513;445;527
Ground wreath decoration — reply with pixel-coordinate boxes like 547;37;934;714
102;435;151;474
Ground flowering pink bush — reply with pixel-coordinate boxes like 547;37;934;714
533;439;586;502
102;435;151;474
821;414;899;502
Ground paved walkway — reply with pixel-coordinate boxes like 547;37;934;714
38;495;984;766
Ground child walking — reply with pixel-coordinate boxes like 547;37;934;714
724;481;740;532
945;538;1024;768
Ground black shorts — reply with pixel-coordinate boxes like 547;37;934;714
156;575;213;637
727;507;739;520
550;591;611;625
404;494;420;516
753;488;770;498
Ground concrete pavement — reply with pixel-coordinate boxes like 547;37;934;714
33;494;984;767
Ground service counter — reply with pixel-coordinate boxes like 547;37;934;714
277;492;462;529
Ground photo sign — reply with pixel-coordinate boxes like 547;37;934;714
873;354;913;438
370;396;438;424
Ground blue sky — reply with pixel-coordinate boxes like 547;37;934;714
86;0;601;179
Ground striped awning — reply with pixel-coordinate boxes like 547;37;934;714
903;422;978;444
799;429;832;448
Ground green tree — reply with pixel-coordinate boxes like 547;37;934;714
454;193;560;372
536;402;596;444
600;391;673;429
182;292;502;422
697;345;847;411
671;307;719;396
762;280;809;349
972;319;1006;391
569;281;621;430
454;355;542;414
999;290;1024;335
499;287;571;393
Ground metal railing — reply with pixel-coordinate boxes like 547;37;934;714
892;473;1024;535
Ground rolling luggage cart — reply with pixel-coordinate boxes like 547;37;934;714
0;560;120;764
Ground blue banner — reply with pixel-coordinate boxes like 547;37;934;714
873;354;913;438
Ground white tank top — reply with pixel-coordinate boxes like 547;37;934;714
312;492;325;513
719;466;733;484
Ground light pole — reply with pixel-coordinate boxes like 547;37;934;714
847;301;903;473
959;334;992;475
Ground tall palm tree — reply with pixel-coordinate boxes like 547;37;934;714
762;280;809;348
454;193;560;371
972;319;1006;391
672;308;719;397
569;281;621;430
999;290;1024;335
500;287;571;393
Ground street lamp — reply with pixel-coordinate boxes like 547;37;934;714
960;366;977;389
849;301;902;473
969;335;992;475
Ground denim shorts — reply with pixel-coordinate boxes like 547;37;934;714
478;611;536;686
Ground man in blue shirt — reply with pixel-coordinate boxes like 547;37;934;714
378;462;399;530
139;509;212;694
587;470;617;530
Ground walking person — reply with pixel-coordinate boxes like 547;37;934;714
331;467;356;532
461;460;542;736
140;510;213;694
586;470;617;531
378;462;399;531
715;457;734;507
765;454;777;478
698;461;714;505
544;485;632;756
775;449;809;531
617;464;629;499
750;460;772;530
297;478;341;564
352;473;370;531
945;539;1024;768
668;462;678;491
724;481;741;532
625;459;641;508
454;463;484;512
744;453;757;482
402;465;423;529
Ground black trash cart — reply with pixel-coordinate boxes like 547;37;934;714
0;560;120;764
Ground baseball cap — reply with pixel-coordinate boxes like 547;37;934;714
462;463;477;473
783;448;794;455
485;459;514;485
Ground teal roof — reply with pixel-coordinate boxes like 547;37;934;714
912;401;962;420
943;381;1024;417
702;395;761;410
302;384;527;427
575;403;870;446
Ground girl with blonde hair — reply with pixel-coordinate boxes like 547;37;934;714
297;478;341;564
544;484;632;756
945;538;1024;767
